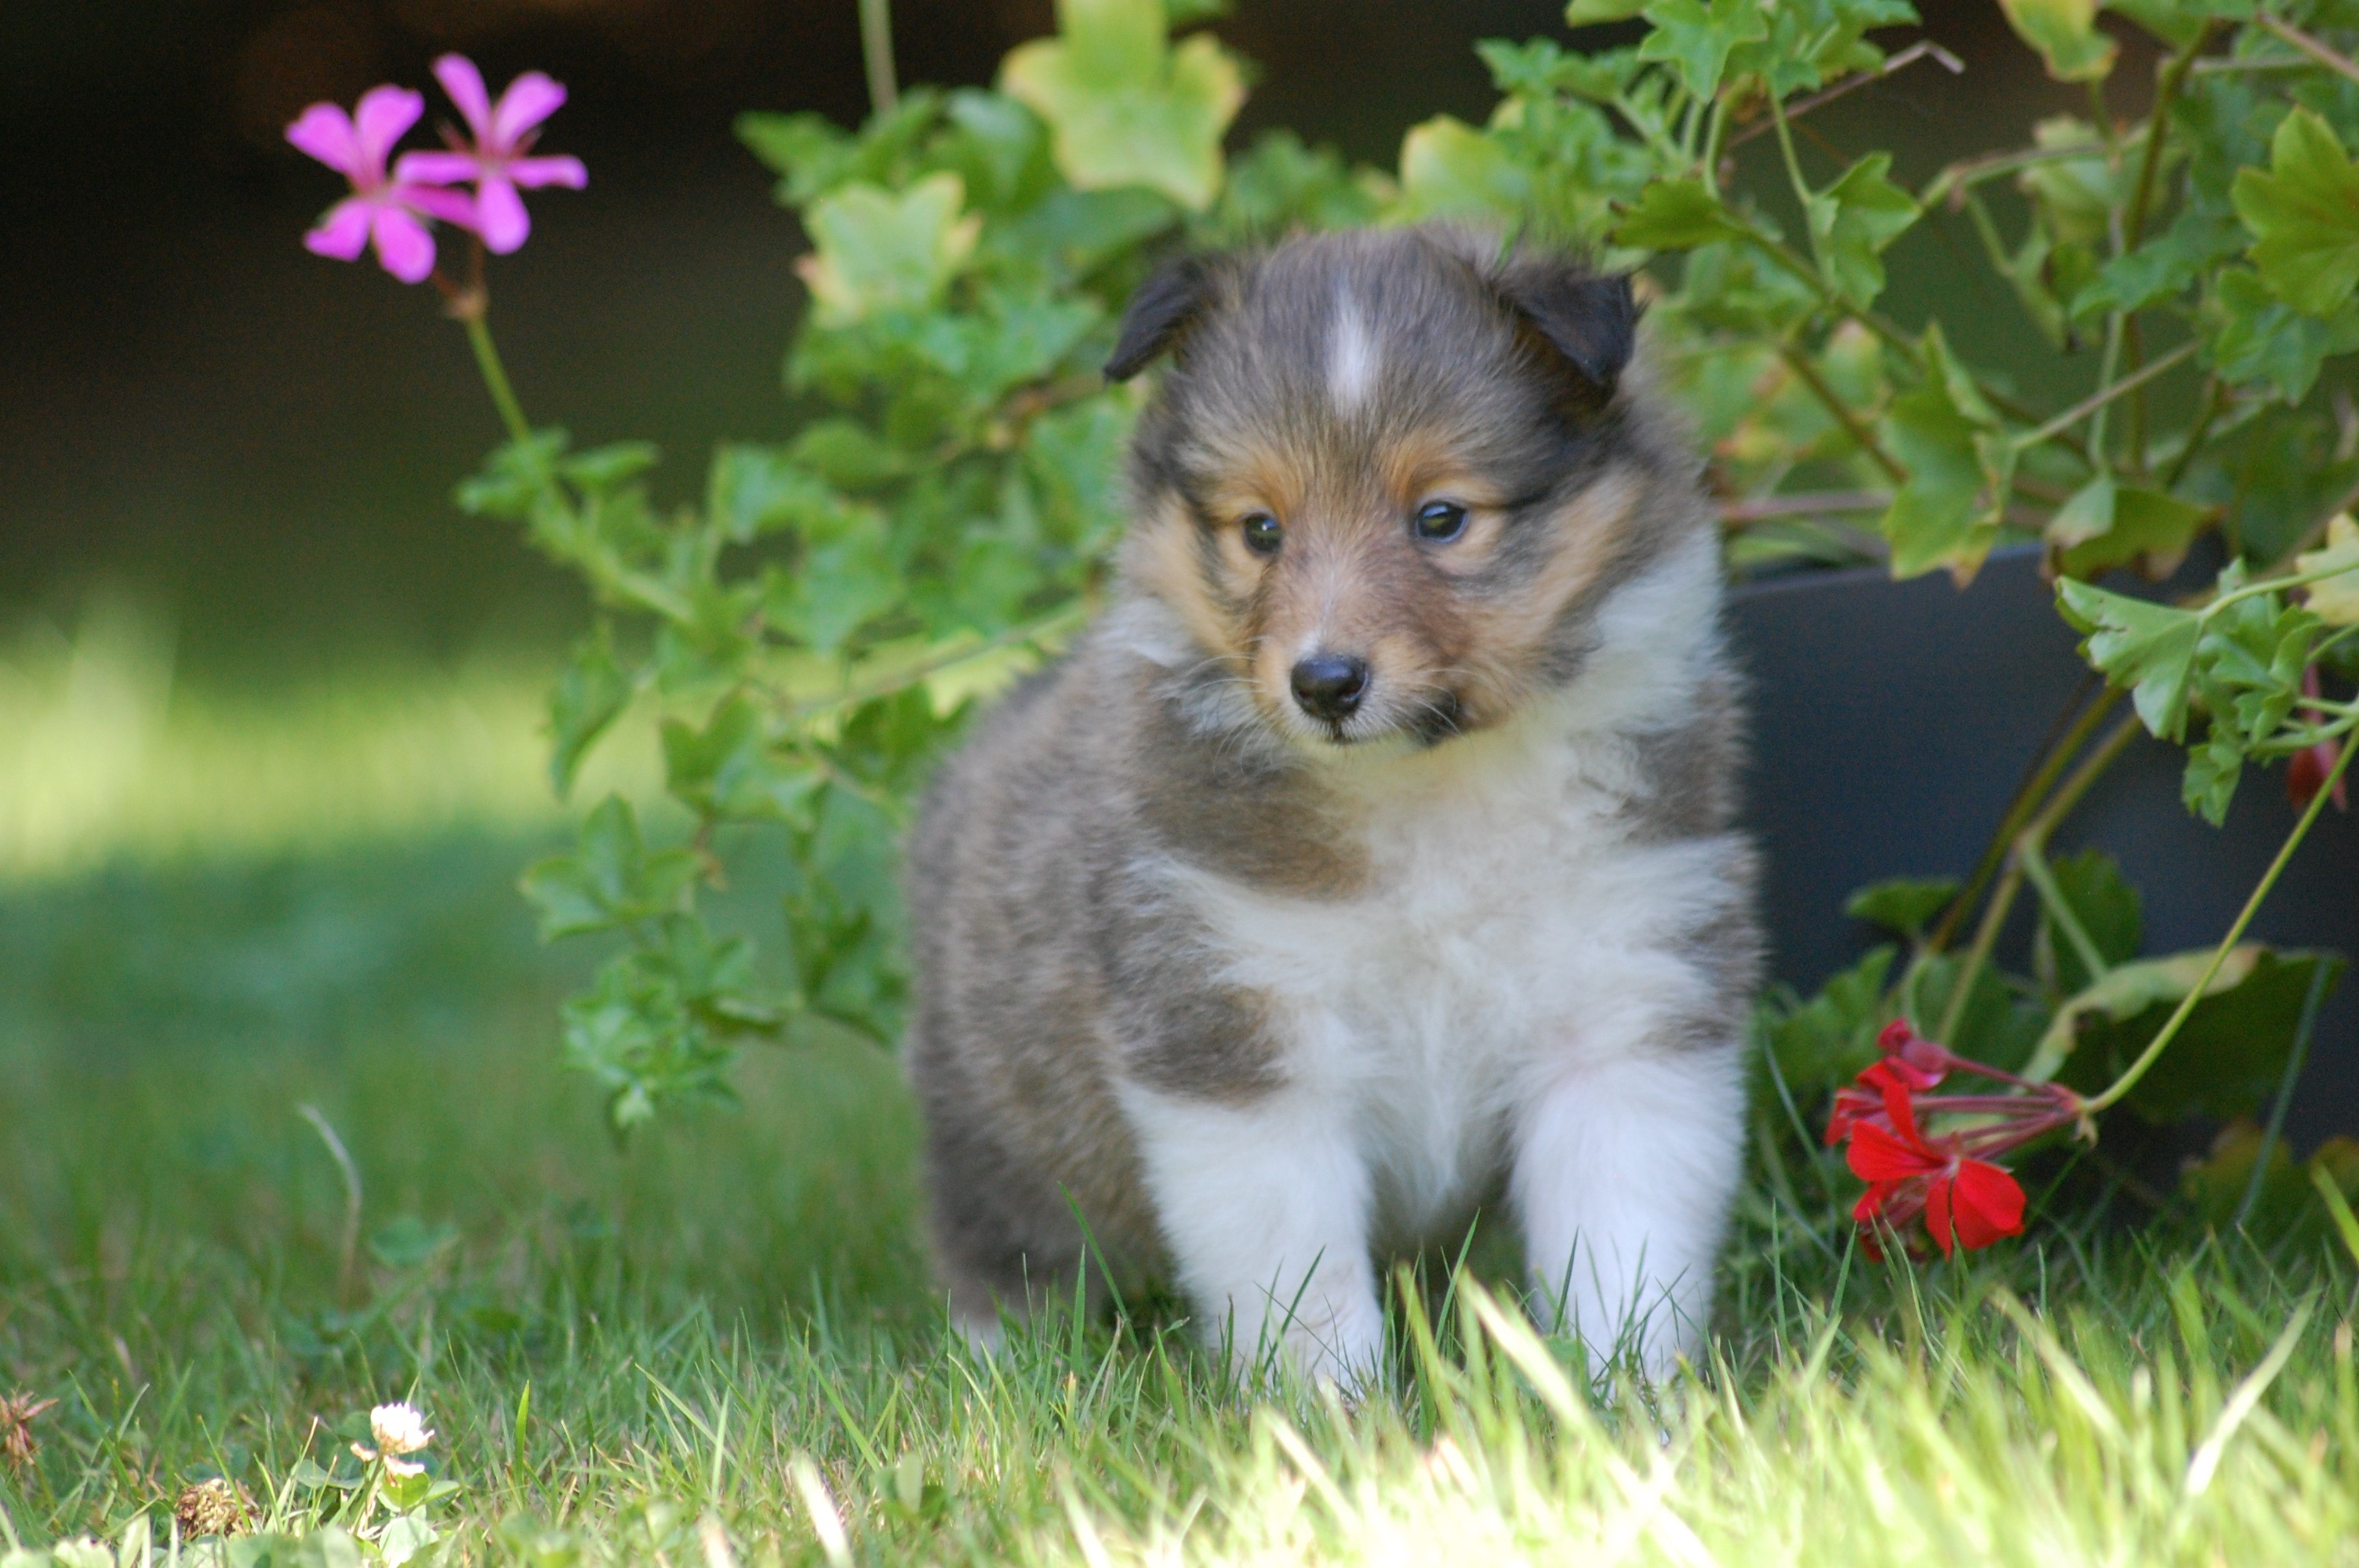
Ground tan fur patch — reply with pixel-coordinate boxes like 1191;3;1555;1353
1452;468;1643;724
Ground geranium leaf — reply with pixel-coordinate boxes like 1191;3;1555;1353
2056;579;2202;739
1996;0;2117;82
2057;485;2213;578
1805;152;1919;309
2234;106;2359;319
2207;265;2359;404
1612;176;1752;252
1878;325;2002;580
794;174;980;328
1635;0;1769;100
998;0;1245;212
1845;877;1961;941
2054;950;2346;1121
1395;115;1534;224
548;625;635;797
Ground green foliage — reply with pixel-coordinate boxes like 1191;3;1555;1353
465;0;2359;1134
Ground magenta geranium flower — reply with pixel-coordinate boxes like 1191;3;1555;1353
396;56;587;255
286;85;478;284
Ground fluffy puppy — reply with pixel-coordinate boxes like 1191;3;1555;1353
903;225;1758;1383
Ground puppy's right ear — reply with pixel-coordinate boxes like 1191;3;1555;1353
1104;256;1212;382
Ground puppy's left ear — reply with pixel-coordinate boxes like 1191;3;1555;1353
1104;256;1213;382
1492;260;1639;404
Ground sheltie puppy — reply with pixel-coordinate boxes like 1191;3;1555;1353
903;225;1759;1384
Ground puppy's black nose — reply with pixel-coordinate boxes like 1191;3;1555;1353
1290;653;1369;722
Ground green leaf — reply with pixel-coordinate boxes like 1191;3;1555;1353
367;1215;458;1270
1394;115;1535;225
765;517;903;654
558;441;660;491
1805;152;1919;309
1612;176;1753;252
660;695;824;827
1845;877;1960;941
2055;950;2346;1121
2054;482;2214;578
519;796;701;940
1878;325;2004;580
453;430;567;521
705;446;863;544
785;421;915;491
1996;0;2117;82
1636;0;1770;100
794;174;981;328
1763;946;1896;1094
2182;724;2245;824
1566;0;1646;20
560;953;738;1133
2207;265;2359;404
2025;943;2260;1083
548;626;634;798
2234;106;2359;318
998;0;1246;212
2056;579;2202;739
2035;848;2143;996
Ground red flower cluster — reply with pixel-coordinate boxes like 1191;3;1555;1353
1826;1021;2084;1258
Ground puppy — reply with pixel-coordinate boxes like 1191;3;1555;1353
903;226;1758;1384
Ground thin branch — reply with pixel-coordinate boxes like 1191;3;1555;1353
2257;13;2359;88
2016;340;2200;453
859;0;899;117
1776;341;1910;485
1724;42;1965;154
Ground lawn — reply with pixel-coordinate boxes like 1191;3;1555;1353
5;625;2359;1567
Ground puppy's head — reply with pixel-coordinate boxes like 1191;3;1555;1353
1110;227;1696;751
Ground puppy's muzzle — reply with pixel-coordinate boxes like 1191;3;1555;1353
1290;653;1369;723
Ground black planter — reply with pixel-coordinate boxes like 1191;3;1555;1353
1727;548;2359;1145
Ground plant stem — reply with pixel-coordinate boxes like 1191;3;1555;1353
2119;26;2212;474
1776;340;1909;485
463;315;533;447
1722;41;1964;154
2161;376;2225;492
2017;340;2197;456
2258;13;2359;88
859;0;899;118
2082;733;2357;1114
1936;714;2143;1044
1930;682;2120;953
2234;957;2334;1229
2019;834;2111;984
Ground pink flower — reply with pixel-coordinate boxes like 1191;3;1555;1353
397;56;587;255
286;86;478;284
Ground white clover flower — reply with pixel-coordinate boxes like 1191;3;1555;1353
371;1403;434;1455
351;1402;434;1475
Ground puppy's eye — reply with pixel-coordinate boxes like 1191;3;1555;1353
1241;512;1284;556
1415;501;1468;543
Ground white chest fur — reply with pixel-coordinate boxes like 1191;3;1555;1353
1152;539;1743;1241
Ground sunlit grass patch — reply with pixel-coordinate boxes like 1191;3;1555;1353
0;595;656;880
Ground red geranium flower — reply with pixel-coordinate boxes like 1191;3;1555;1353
1827;1020;2080;1259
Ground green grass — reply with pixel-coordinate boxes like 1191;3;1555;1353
7;624;2359;1566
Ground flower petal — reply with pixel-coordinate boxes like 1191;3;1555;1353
398;182;480;229
286;103;364;178
474;176;530;253
303;197;373;260
370;206;437;283
1848;1120;1942;1184
1924;1174;1957;1258
393;150;480;187
351;85;425;178
433;54;495;140
508;154;587;190
1946;1158;2026;1250
490;71;567;148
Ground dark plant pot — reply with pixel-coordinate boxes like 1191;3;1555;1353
1727;548;2359;1146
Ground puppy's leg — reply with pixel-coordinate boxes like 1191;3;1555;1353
1126;1087;1383;1386
918;1094;1089;1355
1510;1043;1745;1378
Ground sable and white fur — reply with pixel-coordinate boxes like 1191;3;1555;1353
903;227;1759;1383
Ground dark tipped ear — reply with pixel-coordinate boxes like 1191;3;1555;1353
1492;261;1639;403
1104;256;1212;382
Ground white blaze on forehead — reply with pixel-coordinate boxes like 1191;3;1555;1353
1328;292;1378;411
